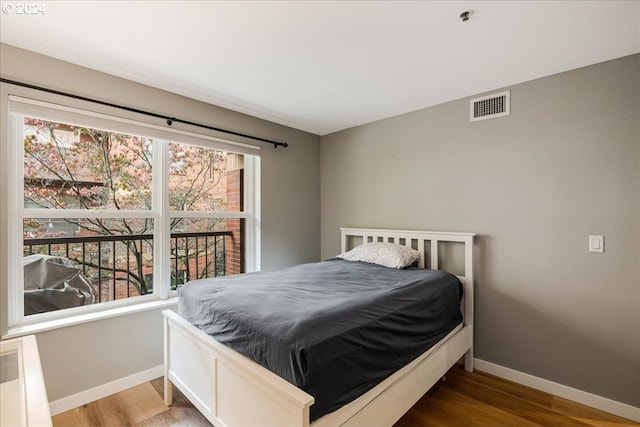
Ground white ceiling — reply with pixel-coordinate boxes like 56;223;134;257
1;1;639;135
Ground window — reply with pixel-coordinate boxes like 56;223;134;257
7;96;260;327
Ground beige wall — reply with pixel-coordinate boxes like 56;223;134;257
321;54;640;406
0;43;320;402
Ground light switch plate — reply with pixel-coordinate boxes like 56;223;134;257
589;235;604;253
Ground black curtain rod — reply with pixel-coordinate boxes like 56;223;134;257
0;77;288;149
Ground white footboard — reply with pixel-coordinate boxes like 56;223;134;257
164;310;314;427
164;309;472;427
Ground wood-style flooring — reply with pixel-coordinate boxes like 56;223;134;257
52;365;638;427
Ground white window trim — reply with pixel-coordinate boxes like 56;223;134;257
6;97;261;334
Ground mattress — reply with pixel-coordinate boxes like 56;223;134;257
178;259;463;420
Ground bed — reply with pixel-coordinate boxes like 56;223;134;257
163;227;475;427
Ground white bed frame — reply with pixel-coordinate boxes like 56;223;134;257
163;228;475;427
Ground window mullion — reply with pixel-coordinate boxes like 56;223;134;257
154;140;170;299
167;210;251;219
244;156;260;272
19;209;157;219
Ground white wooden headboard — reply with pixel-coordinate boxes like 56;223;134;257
340;227;475;340
341;227;474;278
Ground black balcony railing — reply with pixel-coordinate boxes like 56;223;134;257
23;230;233;303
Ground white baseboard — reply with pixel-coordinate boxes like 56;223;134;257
474;359;640;423
48;365;164;416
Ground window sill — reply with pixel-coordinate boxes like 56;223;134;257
3;297;179;340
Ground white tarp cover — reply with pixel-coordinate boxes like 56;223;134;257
23;255;95;315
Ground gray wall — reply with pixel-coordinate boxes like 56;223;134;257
0;43;320;402
321;54;640;406
2;42;638;410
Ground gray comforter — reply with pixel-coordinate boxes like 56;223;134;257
178;259;462;420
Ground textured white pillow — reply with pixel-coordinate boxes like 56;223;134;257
337;242;420;269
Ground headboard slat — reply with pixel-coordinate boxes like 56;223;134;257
430;240;439;270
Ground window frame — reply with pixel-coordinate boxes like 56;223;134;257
6;96;260;331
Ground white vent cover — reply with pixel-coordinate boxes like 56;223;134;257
470;90;510;122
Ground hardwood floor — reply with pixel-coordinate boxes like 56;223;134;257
52;365;638;427
393;367;637;427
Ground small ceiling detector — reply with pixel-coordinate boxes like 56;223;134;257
459;10;473;22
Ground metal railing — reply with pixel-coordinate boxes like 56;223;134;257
23;230;233;302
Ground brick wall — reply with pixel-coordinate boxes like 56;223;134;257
225;168;244;275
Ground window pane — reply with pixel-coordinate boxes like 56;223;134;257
168;143;243;212
23;217;154;316
23;117;153;210
169;217;244;289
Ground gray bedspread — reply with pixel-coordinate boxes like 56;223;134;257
178;259;463;420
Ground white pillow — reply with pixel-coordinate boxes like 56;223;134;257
337;242;420;269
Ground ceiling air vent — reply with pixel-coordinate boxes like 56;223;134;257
470;90;510;122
